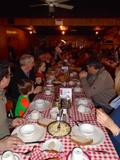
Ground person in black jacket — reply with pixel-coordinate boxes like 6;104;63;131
7;54;41;115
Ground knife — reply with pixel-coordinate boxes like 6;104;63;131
87;149;109;154
25;140;45;144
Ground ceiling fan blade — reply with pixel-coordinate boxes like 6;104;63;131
54;3;73;9
29;4;48;8
54;0;70;3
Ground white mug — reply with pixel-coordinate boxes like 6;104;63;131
71;148;84;160
1;151;16;160
31;110;40;120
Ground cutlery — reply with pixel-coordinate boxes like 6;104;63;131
74;120;80;126
86;149;109;154
25;140;45;144
14;146;36;155
57;122;61;129
69;115;81;126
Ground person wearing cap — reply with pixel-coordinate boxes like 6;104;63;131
79;59;116;113
0;61;24;152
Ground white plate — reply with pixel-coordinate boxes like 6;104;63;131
30;99;51;111
71;124;105;146
68;153;89;160
78;105;91;114
11;123;46;143
41;138;64;152
0;153;21;160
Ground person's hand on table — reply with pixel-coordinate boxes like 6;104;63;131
11;118;26;128
0;135;24;153
79;70;88;79
96;109;120;136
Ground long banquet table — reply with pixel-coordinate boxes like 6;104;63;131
13;83;119;160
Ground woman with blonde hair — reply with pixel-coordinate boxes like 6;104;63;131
97;64;120;156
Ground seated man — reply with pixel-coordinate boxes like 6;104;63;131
0;60;25;152
79;59;116;113
7;54;41;115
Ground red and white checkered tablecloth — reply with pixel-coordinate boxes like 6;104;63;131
15;86;119;160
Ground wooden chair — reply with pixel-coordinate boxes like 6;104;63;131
6;99;14;118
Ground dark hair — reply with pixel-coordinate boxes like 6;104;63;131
34;61;46;74
87;59;103;69
0;60;11;81
17;79;34;95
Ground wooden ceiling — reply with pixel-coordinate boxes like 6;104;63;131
0;0;120;18
0;0;120;36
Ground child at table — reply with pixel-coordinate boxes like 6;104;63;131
15;79;34;117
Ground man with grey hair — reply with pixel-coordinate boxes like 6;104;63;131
79;59;116;113
7;54;41;115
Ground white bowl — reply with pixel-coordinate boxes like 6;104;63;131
70;73;74;77
49;75;55;81
78;105;91;114
45;90;52;95
34;99;46;108
30;99;51;111
79;124;94;137
74;87;82;93
20;124;35;137
30;110;40;120
78;105;86;113
46;84;54;91
69;81;75;86
76;98;90;106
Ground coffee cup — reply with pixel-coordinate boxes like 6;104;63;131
71;148;84;160
1;151;15;160
31;110;40;120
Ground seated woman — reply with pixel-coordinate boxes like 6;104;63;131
34;61;46;86
15;79;34;117
97;64;120;156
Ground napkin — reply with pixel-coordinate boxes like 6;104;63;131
30;146;67;160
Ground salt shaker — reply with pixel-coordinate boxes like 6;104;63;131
62;108;69;122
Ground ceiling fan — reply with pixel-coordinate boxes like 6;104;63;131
29;0;74;13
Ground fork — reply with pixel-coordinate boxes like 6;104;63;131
57;121;61;130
